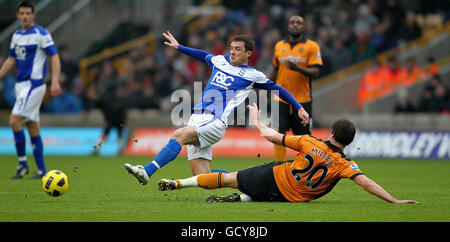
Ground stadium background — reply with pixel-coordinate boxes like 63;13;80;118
1;0;448;159
0;0;450;155
0;0;449;224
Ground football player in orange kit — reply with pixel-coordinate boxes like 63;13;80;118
270;15;323;162
157;103;419;204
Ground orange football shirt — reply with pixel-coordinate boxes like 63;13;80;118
272;38;323;103
272;135;363;202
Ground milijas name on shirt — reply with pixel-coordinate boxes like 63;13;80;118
180;225;268;239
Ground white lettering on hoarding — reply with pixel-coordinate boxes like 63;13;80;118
346;131;449;159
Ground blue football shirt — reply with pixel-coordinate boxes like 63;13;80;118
9;24;58;83
193;55;272;123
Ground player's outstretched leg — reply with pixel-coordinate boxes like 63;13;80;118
158;173;253;202
158;172;227;191
157;180;243;203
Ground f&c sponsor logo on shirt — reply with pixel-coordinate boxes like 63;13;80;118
211;71;234;88
15;46;27;60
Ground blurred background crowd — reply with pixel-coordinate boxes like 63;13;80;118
0;0;448;117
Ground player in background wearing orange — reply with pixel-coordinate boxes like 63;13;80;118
157;103;419;204
270;15;323;162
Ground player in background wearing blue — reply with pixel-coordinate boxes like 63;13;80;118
0;1;62;179
125;31;310;185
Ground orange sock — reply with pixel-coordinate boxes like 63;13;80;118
197;172;225;189
274;144;286;161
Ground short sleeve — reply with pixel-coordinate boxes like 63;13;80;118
9;35;16;58
44;45;58;56
39;32;57;56
272;45;279;69
283;135;304;151
339;161;363;179
307;42;323;67
39;32;55;49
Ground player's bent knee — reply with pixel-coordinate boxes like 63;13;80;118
172;126;199;145
171;128;187;144
9;115;23;130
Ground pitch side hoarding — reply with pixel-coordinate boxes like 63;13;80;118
0;127;448;159
124;128;449;159
0;127;120;156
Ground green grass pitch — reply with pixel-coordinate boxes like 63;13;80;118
0;155;448;222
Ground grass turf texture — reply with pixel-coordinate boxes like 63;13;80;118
0;155;448;222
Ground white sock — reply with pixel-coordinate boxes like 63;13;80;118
178;176;198;188
240;194;252;202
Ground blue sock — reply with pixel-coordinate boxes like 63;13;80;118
13;130;27;168
211;168;230;173
30;135;46;173
144;139;181;176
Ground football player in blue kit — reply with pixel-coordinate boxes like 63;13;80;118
124;31;309;185
0;1;62;179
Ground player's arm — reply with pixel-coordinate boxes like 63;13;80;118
50;53;62;97
269;67;278;82
253;80;309;126
248;103;284;145
353;174;419;204
40;30;61;97
285;61;320;78
0;57;16;79
162;30;211;62
286;42;322;77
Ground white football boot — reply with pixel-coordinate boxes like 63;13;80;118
124;163;150;185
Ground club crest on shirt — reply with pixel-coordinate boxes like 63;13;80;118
350;164;360;171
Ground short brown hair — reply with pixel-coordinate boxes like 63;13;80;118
17;1;35;13
231;35;255;52
331;119;356;146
